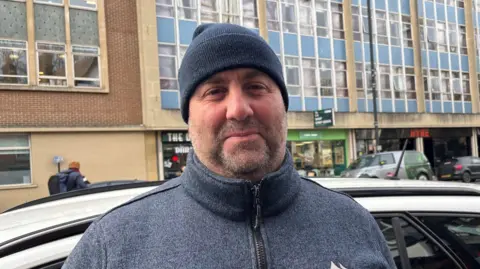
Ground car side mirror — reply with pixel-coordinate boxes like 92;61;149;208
380;161;386;166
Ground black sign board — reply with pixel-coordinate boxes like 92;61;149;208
162;132;191;143
313;109;335;128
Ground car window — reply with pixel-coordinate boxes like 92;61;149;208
380;153;395;165
472;158;480;164
405;152;427;166
375;216;461;269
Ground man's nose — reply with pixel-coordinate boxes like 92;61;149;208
225;84;254;121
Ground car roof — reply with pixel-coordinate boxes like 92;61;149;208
2;178;480;245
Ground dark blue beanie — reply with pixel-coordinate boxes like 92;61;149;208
178;23;289;123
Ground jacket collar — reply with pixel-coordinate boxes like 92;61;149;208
182;149;301;221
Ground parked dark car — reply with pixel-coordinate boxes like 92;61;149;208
437;156;480;183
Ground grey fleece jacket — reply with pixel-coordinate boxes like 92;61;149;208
62;150;396;269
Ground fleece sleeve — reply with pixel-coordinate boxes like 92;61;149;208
369;216;398;269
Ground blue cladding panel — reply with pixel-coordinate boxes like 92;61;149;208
268;31;281;54
436;4;446;21
407;100;417;112
422;50;428;68
358;99;366;112
367;99;380;112
440;53;449;69
305;97;319;111
428;51;438;68
284;33;299;55
395;100;406;112
378;45;389;64
301;36;315;57
161;91;180;109
425;101;431;113
457;8;465;25
178;20;196;45
352;0;359;5
461;55;469;71
364;43;376;63
354;42;363;62
432;101;442;113
392;47;402;65
375;0;386;10
389;0;399;12
443;101;453;113
321;97;335;110
425;2;435;19
451;54;460;70
157;18;175;43
417;0;423;17
318;38;331;58
404;48;414;66
465;102;472;113
454;102;463;113
447;7;456;23
337;98;349;112
478;13;480;28
333;40;346;60
288;96;302;111
362;0;367;6
382;99;393;112
401;0;410;14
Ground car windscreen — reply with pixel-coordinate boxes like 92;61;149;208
348;155;377;169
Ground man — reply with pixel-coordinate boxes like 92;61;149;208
63;23;395;269
57;161;88;193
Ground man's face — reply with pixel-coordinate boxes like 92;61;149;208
188;68;287;180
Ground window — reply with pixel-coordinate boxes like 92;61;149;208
405;67;416;99
402;15;413;47
319;59;333;96
72;46;99;88
158;44;178;91
449;23;458;53
437;22;448;53
460;25;467;55
267;0;280;31
70;0;97;10
302;58;317;96
379;153;395;165
426;20;437;51
376;11;388;45
356;63;365;98
243;0;258;28
36;42;67;86
441;71;451;101
362;7;370;40
452;71;462;101
299;0;313;35
379;65;391;99
393;67;405;99
315;0;328;37
285;56;300;95
222;0;240;24
281;0;297;33
162;132;192;180
177;0;197;20
156;0;174;17
331;3;344;39
0;40;28;85
375;216;461;269
462;72;471;101
389;14;401;46
34;0;63;5
0;134;31;186
430;70;441;100
457;0;464;7
352;6;361;41
334;61;347;97
201;0;219;22
405;151;428;165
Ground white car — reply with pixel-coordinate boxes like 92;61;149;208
2;179;480;269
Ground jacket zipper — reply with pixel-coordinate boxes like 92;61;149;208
251;184;267;269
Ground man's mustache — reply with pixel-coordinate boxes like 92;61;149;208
218;120;264;140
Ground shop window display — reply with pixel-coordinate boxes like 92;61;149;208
163;143;192;180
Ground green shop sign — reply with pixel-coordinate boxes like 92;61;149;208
288;129;347;141
313;109;335;128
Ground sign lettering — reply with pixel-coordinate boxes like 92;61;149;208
314;109;335;128
163;132;191;143
410;129;430;138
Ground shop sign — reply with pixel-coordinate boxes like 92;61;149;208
409;129;431;138
162;132;191;143
313;109;335;128
174;146;192;154
299;131;322;140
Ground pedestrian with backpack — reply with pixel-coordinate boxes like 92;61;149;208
57;161;89;193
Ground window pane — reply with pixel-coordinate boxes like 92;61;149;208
303;68;316;87
286;67;299;85
320;70;331;86
267;1;278;21
38;52;66;77
335;71;346;87
316;11;327;27
0;134;29;148
282;3;295;22
34;4;66;43
159;56;176;78
70;0;97;9
70;9;99;46
0;1;28;40
160;79;178;90
0;48;28;83
73;55;99;79
0;149;31;185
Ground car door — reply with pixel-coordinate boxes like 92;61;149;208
471;158;480;179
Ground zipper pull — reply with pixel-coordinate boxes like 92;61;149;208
252;184;262;230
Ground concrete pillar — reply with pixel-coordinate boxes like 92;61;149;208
410;0;426;113
464;0;479;113
157;132;165;181
472;128;479;157
415;137;424;153
343;0;358;112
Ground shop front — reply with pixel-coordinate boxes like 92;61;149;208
160;131;192;180
355;129;417;156
287;129;349;177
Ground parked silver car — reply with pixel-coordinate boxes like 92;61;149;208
340;150;435;180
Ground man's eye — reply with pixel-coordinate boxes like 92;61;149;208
205;88;226;96
247;83;267;91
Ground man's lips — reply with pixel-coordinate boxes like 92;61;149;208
224;130;260;139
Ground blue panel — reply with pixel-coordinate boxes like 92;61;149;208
401;0;410;14
305;97;318;111
421;50;428;67
333;40;346;60
288;96;302;111
352;0;359;5
457;8;465;25
404;48;414;66
461;55;469;71
432;101;442;113
417;0;423;17
440;53;449;69
391;47;402;65
389;0;399;12
362;0;367;7
454;102;463;113
395;100;406;112
301;36;315;57
407;100;418;113
157;18;175;43
381;99;394;112
478;13;480;28
358;99;366;112
465;102;472;113
161;91;179;109
337;98;349;112
364;43;376;62
367;99;380;112
321;97;335;110
425;2;435;19
450;54;460;70
375;0;386;10
268;31;281;54
332;0;342;2
378;45;390;64
317;38;331;58
443;101;453;113
178;20;196;45
425;101;431;113
447;7;456;23
428;51;438;68
436;4;446;21
283;33;299;56
354;42;363;62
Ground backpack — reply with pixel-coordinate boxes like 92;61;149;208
57;171;75;193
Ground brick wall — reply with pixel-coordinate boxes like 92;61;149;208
0;0;143;127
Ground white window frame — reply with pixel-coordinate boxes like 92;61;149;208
35;42;68;87
156;0;175;18
302;57;318;97
284;55;301;96
334;60;348;97
201;0;219;23
158;42;178;92
351;5;361;41
33;0;64;7
318;58;333;97
69;0;97;11
405;67;416;100
0;134;32;187
280;0;297;34
376;10;388;45
315;0;328;37
0;39;29;86
330;2;344;39
267;0;281;31
221;0;241;24
242;0;259;28
176;0;197;21
71;45;101;88
298;0;313;35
